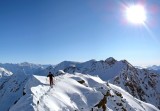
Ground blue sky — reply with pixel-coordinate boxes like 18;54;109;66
0;0;160;66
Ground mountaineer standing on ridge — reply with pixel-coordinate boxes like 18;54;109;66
47;72;54;87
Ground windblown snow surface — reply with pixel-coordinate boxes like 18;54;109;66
10;73;159;111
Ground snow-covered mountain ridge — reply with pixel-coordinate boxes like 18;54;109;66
53;57;126;80
0;72;29;111
110;63;160;109
10;73;159;111
50;58;160;109
0;58;160;111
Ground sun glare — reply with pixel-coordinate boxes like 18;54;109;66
126;5;146;24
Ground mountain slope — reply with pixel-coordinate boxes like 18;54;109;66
49;58;160;109
1;58;160;110
53;57;126;80
0;73;29;111
110;62;160;109
0;62;55;111
10;73;159;111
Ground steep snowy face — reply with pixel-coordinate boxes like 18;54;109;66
0;67;13;78
0;73;29;111
110;63;160;109
53;57;127;80
0;62;46;75
10;73;159;111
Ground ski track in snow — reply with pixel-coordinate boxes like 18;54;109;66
37;87;51;111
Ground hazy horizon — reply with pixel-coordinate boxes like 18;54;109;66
0;57;159;67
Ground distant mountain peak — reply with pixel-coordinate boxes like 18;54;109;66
105;57;116;62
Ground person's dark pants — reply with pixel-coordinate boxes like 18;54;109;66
49;78;53;86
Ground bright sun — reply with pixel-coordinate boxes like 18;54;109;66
126;5;146;24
